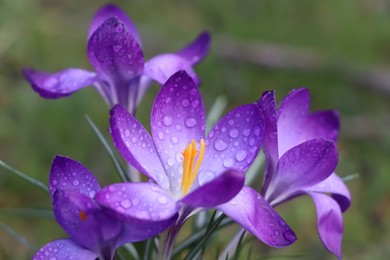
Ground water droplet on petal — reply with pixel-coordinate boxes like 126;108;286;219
132;198;139;206
243;128;251;136
229;128;239;138
185;117;197;128
228;119;235;125
235;150;248;162
283;230;297;242
72;180;79;186
124;129;130;137
121;199;131;209
131;137;137;143
171;136;178;144
181;99;190;107
214;139;228;151
114;23;124;32
223;158;235;168
162;116;173;126
158;131;164;140
167;157;175;167
158;196;168;205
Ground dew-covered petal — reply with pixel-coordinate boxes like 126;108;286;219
53;190;121;255
49;155;100;201
277;88;310;155
202;104;264;175
176;31;211;65
307;173;351;212
33;239;99;260
23;67;98;99
304;110;340;142
307;192;343;260
95;182;179;223
257;90;279;193
88;4;142;46
266;139;338;204
144;54;200;85
88;17;144;83
217;186;297;247
110;105;169;188
151;71;205;187
180;169;244;208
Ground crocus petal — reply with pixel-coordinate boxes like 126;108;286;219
180;169;245;208
202;104;264;175
33;239;99;260
307;173;351;212
88;17;144;82
49;155;100;200
109;104;169;188
307;192;343;259
95;182;179;223
176;31;211;65
277;88;310;155
144;54;200;85
53;190;121;256
304;110;340;142
217;186;297;247
266;139;338;204
151;70;205;188
23;67;98;99
88;4;142;46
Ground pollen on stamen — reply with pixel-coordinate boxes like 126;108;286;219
180;139;205;195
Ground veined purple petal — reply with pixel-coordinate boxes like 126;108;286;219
88;17;144;82
109;105;169;188
49;156;100;201
23;67;98;99
307;173;351;212
144;54;200;85
217;186;297;247
177;31;211;65
33;239;99;260
257;91;279;194
304;110;340;142
202;104;264;175
53;190;121;256
277;88;310;155
180;169;244;208
95;182;179;223
88;4;142;46
307;192;343;260
151;71;205;190
266;139;338;204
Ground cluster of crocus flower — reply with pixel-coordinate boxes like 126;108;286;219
25;3;350;260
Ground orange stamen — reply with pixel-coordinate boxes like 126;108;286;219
79;210;88;221
181;139;205;194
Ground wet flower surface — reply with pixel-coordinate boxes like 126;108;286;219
33;156;176;260
23;4;210;113
257;88;351;259
99;70;297;249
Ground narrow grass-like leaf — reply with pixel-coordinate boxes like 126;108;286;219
143;238;154;260
342;173;359;182
206;96;227;132
85;115;129;182
0;208;53;219
0;222;36;250
172;218;234;257
233;230;247;260
0;160;48;192
184;214;226;260
121;243;139;259
245;152;264;186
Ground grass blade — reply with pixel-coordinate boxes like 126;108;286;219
0;208;53;219
0;222;36;250
85;115;129;182
0;160;48;192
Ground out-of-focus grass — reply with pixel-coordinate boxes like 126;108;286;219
1;0;389;259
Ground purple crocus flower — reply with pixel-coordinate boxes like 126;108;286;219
33;155;177;260
93;70;297;258
23;4;210;113
257;88;351;259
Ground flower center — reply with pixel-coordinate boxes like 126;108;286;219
181;139;205;195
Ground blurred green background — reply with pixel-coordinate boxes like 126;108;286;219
1;0;390;259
